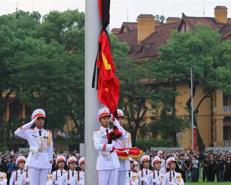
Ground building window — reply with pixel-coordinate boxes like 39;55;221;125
224;126;231;140
223;95;231;112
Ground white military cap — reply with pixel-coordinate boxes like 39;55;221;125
78;157;85;166
117;109;124;118
31;109;46;120
166;157;176;168
56;155;66;164
67;156;77;165
0;172;6;179
16;155;26;165
151;156;161;166
140;155;150;163
97;107;110;120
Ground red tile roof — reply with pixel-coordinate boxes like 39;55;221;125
130;23;179;59
113;13;231;60
120;22;137;33
179;15;231;39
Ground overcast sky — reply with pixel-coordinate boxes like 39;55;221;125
0;0;230;28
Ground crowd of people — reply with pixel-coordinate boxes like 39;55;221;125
148;150;231;183
1;149;231;185
0;108;231;185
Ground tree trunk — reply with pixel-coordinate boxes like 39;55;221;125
173;131;177;147
172;77;177;147
131;126;139;146
186;82;206;152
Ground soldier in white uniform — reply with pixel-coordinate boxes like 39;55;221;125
126;160;140;185
0;171;7;185
93;107;128;185
9;155;30;185
52;155;67;185
146;156;165;185
115;109;131;185
77;157;85;185
63;156;77;185
15;109;53;185
157;151;166;174
139;155;152;185
162;157;184;185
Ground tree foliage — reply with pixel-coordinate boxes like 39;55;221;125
152;25;231;150
0;10;85;144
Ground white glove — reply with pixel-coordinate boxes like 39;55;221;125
113;118;120;127
21;118;37;130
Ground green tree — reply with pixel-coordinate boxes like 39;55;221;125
153;25;231;151
155;15;165;23
0;11;40;125
0;10;85;146
111;34;178;145
155;107;189;146
38;9;84;54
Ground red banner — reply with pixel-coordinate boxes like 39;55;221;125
95;0;120;115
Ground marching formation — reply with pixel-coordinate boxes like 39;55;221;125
0;108;185;185
0;153;85;185
125;155;184;185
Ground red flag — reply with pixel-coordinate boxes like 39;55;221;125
93;0;120;115
96;30;120;114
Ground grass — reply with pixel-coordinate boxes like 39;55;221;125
186;182;231;185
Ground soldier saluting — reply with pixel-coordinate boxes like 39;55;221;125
15;109;53;185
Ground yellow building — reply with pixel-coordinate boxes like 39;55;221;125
113;6;231;148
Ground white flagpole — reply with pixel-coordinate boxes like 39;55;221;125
85;0;100;184
191;67;194;151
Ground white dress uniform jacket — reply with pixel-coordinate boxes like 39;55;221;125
0;172;7;185
63;170;77;185
15;120;53;170
93;119;128;170
162;171;184;185
52;169;67;185
126;171;139;185
145;170;165;185
76;171;84;185
9;169;30;185
139;169;152;185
